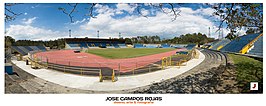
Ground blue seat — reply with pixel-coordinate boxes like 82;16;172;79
186;44;196;50
113;43;119;48
145;44;158;48
134;44;144;48
161;44;171;48
80;42;88;48
118;44;127;48
210;39;231;50
36;46;46;51
221;33;261;53
248;36;263;57
11;46;27;55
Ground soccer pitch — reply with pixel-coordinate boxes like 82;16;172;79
85;48;176;59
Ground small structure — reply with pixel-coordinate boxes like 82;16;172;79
5;63;13;75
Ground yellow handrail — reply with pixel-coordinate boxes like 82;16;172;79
240;33;263;54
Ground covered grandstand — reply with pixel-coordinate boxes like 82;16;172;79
161;44;171;48
220;33;262;54
65;38;126;49
207;33;263;58
133;44;188;48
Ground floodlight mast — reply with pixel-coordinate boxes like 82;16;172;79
69;29;71;37
208;27;211;38
119;32;121;38
97;30;99;39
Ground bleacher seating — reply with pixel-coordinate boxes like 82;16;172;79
23;46;33;51
113;44;119;48
134;44;144;48
161;44;171;48
94;42;100;47
220;33;261;53
118;44;127;48
36;46;47;51
29;46;39;51
67;43;81;49
172;44;187;48
210;39;231;50
17;46;30;54
248;36;263;57
66;40;127;49
80;42;88;48
12;46;27;55
11;46;47;56
106;46;115;48
186;44;196;50
145;44;159;48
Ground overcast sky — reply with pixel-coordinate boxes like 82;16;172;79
5;3;245;41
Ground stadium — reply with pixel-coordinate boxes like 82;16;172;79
4;3;263;94
5;32;263;93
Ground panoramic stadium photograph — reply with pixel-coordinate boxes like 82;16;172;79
4;3;263;94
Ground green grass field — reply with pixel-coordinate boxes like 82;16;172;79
85;48;175;59
228;54;263;93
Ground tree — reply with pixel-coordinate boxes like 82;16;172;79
5;36;15;48
212;3;262;39
5;3;22;22
124;38;132;44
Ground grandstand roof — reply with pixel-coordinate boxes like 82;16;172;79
65;38;125;43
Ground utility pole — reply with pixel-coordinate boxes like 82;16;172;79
69;29;71;37
97;30;99;39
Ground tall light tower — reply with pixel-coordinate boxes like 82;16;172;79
97;30;99;39
69;29;71;37
208;27;211;38
221;24;224;39
119;32;121;38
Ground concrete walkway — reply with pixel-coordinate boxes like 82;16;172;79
11;49;205;91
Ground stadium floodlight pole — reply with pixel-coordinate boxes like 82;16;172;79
221;24;223;39
97;30;99;39
119;32;121;38
69;29;71;38
208;27;211;38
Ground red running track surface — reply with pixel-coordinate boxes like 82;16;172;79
35;49;186;72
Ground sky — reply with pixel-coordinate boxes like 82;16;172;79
4;3;244;41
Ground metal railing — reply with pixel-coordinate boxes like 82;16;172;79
27;48;199;82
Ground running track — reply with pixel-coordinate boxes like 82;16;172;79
35;49;186;72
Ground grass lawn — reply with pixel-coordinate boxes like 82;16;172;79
85;48;176;59
228;54;263;93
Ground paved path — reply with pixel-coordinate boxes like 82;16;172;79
11;49;205;91
130;49;236;93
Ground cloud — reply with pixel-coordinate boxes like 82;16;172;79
141;8;149;16
24;12;28;15
116;3;137;14
80;6;223;39
197;8;215;16
6;4;229;41
71;18;87;25
5;24;67;41
22;17;37;25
